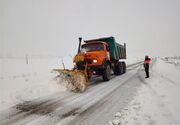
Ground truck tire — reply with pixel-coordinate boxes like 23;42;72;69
113;68;118;75
115;62;123;75
102;64;111;81
122;62;126;73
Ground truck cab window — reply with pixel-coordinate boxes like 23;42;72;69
81;43;104;52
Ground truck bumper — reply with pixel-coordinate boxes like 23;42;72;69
88;65;105;75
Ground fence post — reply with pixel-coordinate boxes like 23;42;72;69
26;54;28;64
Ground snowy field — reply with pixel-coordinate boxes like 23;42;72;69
163;57;180;67
109;58;180;125
0;57;71;111
0;56;141;111
1;57;180;125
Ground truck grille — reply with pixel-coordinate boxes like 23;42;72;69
86;59;92;64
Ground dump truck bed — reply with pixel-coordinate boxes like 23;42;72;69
84;36;126;60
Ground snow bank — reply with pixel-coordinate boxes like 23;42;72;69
109;58;180;125
126;56;143;66
0;57;72;111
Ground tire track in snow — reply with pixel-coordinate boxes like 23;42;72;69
28;69;138;125
0;62;141;125
67;70;142;125
0;92;76;125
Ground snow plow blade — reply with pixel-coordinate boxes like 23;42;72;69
53;69;88;92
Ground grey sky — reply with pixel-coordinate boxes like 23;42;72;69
0;0;180;59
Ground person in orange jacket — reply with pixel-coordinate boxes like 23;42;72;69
144;55;151;78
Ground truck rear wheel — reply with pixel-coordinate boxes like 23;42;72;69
102;64;111;81
122;62;126;73
115;62;123;75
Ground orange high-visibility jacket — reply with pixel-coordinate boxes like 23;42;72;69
144;59;150;64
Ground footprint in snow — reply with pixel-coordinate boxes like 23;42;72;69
109;119;121;125
114;112;122;118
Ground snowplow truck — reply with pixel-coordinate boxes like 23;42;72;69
74;36;126;81
55;36;126;92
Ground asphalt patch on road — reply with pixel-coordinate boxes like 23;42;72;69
15;99;59;116
61;107;80;118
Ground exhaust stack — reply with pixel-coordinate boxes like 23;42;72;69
78;37;82;54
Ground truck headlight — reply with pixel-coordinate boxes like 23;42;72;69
73;62;76;66
92;59;97;63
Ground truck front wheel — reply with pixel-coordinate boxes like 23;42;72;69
102;64;111;81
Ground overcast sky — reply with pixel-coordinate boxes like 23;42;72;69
0;0;180;59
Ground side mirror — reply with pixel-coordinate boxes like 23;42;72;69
106;46;110;51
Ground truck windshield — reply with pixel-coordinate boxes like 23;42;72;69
81;43;104;52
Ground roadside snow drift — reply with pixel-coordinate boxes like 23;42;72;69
0;57;69;111
109;58;180;125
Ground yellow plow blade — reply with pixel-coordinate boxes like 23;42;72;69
53;69;88;92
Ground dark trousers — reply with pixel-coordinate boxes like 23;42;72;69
145;68;149;77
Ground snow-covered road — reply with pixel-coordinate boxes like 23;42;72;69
0;58;180;125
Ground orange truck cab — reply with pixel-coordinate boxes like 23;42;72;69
74;37;126;81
